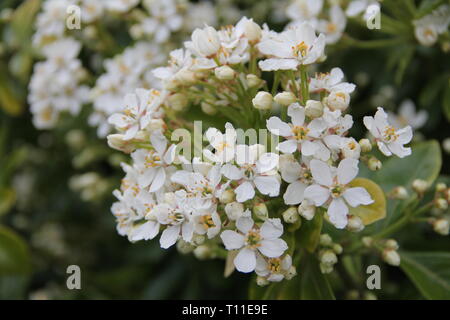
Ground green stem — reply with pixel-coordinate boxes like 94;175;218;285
300;65;309;105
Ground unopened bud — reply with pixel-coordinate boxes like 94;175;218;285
252;91;273;110
219;189;235;204
432;219;449;235
175;68;197;84
193;245;212;260
391;186;409;200
412;179;429;194
320;234;333;247
382;249;400;266
435;198;448;210
107;134;135;153
168;93;188;111
280;207;297;224
436;183;447;193
176;240;194;254
214;65;235;80
320;250;338;266
362;236;373;247
359;138;372;152
442;138;450;154
368;157;382;171
192;234;206;246
201;101;217;115
347;215;364;232
225;202;244;221
285;266;297;280
298;200;315;220
332;244;343;255
243;19;262;42
385;239;399;250
246;74;262;88
274;92;296;106
256;276;270;287
305;100;324;118
320;262;334;274
253;203;269;220
324;90;350;111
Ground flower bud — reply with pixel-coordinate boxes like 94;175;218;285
192;234;206;246
385;239;399;250
298;200;315;220
412;179;429;194
320;250;338;266
320;262;334;274
347;215;364;232
246;74;262;88
201;101;217;115
305;100;324;118
243;19;262;42
176;240;194;254
219;189;235;204
359;138;372;152
168;93;188;111
193;245;212;260
320;234;333;247
435;198;448;210
442;138;450;154
274;92;296;106
368;157;382;171
432;219;449;236
253;203;269;220
107;134;135;153
436;183;447;193
252;91;273;110
282;207;299;224
382;249;400;266
214;65;235;80
285;266;297;280
66;130;86;150
256;276;270;287
390;186;409;200
332;244;343;255
225;202;244;221
174;68;197;85
324;90;350;111
362;236;373;247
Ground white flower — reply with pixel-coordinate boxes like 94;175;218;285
304;159;373;229
222;145;280;202
286;0;323;22
364;107;413;158
346;0;380;19
413;5;450;46
258;22;326;71
108;88;164;140
388;100;428;130
267;103;329;159
203;123;237;164
185;25;221;58
105;0;139;13
317;5;347;44
309;67;355;94
220;217;288;273
153;48;195;88
131;133;176;192
193;206;222;239
324;90;351;111
255;254;292;282
279;154;312;205
140;0;183;43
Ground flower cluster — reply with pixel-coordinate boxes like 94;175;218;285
107;17;414;283
413;4;450;47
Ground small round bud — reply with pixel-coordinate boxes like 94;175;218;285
305;100;324;118
246;74;262;88
193;245;212;260
320;251;337;266
219;189;235;204
192;234;206;246
319;234;333;247
298;200;315;220
252;91;273;110
320;262;334;274
412;179;429;194
432;219;449;236
253;203;269;220
435;198;448;210
282;207;299;224
436;183;447;193
175;68;197;85
201;101;217;115
243;19;262;42
285;266;297;280
347;216;364;232
385;239;399;250
359;138;372;152
107;134;135;153
214;65;235;80
382;249;401;266
168;93;188;111
274;92;297;106
362;236;373;248
390;186;409;200
332;244;343;255
256;276;270;287
225;202;244;221
442;138;450;154
324;90;350;111
368;157;382;171
176;240;194;254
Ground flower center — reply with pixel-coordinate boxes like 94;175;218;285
292;41;309;57
268;258;282;273
331;185;344;198
292;126;310;140
200;215;215;229
145;153;161;168
327;23;337;33
383;126;399;142
169;212;185;225
245;229;262;249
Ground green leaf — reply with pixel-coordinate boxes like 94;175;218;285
443;82;450;122
0;187;16;216
400;251;450;300
0;226;31;275
298;212;323;253
349;178;386;225
297;253;335;300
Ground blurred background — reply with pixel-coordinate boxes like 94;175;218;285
0;0;449;299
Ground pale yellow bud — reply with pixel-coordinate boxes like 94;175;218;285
243;19;262;42
168;93;188;111
382;249;401;266
252;91;273;110
432;219;450;236
285;266;297;280
274;92;297;106
436;183;447;193
320;234;333;247
347;215;364;232
282;207;299;224
359;138;372;152
385;239;399;250
412;179;429;194
214;65;235;80
253;203;269;220
333;244;343;255
219;189;235;204
107;134;135;153
256;276;270;287
246;74;262;88
305;100;324;118
368;157;382;171
193;245;212;260
391;186;409;200
435;198;448;210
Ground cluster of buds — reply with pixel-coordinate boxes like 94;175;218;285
318;234;343;274
381;239;401;267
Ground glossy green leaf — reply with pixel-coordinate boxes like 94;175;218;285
400;251;450;300
0;226;31;275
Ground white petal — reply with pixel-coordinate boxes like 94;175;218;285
328;198;348;229
283;180;307;205
254;175;280;197
260;218;284;239
343;187;374;207
160;225;180;249
130;221;159;241
388;142;412;158
149;167;166;192
337;158;359;185
236;216;254;234
259;58;299;71
304;185;330;206
267;117;292;137
256;153;279;173
234;248;257;273
221;163;243;180
181;222;194;242
310;159;333;186
220;230;245;250
235;181;256;202
287;103;305;126
277;140;298;154
396;126;413;144
258;239;287;258
301;140;318;156
151;133;168;156
377;141;392;156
